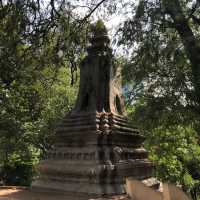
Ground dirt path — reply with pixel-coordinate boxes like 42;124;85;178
0;187;77;200
0;187;128;200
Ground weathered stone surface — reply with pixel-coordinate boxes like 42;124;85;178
31;21;154;199
72;22;124;115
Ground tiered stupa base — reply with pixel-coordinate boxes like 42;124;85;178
32;112;153;197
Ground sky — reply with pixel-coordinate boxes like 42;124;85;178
41;0;138;56
72;0;137;38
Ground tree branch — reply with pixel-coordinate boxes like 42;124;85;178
187;1;199;20
81;0;108;23
192;15;200;26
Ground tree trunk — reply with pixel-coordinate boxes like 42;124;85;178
162;0;200;108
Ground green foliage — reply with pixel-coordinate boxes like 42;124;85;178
119;1;200;198
147;126;200;191
0;159;38;186
125;102;200;199
33;67;79;155
0;0;84;185
0;66;78;185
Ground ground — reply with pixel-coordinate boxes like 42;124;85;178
0;187;129;200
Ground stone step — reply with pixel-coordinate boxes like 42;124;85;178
55;124;98;133
54;132;144;147
110;119;136;129
60;119;99;127
58;121;137;132
111;115;129;123
63;112;101;120
31;179;126;197
36;159;153;181
46;147;148;161
111;125;139;134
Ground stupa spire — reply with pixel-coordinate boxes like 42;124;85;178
73;20;124;114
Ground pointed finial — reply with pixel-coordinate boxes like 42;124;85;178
88;20;111;54
91;19;108;37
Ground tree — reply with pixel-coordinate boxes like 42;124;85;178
162;0;200;107
0;0;83;185
116;0;200;199
119;0;200;120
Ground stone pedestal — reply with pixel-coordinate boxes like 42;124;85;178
31;20;153;198
32;112;153;196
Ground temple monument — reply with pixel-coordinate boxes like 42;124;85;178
31;20;153;199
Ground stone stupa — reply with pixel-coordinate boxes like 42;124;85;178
31;20;153;199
